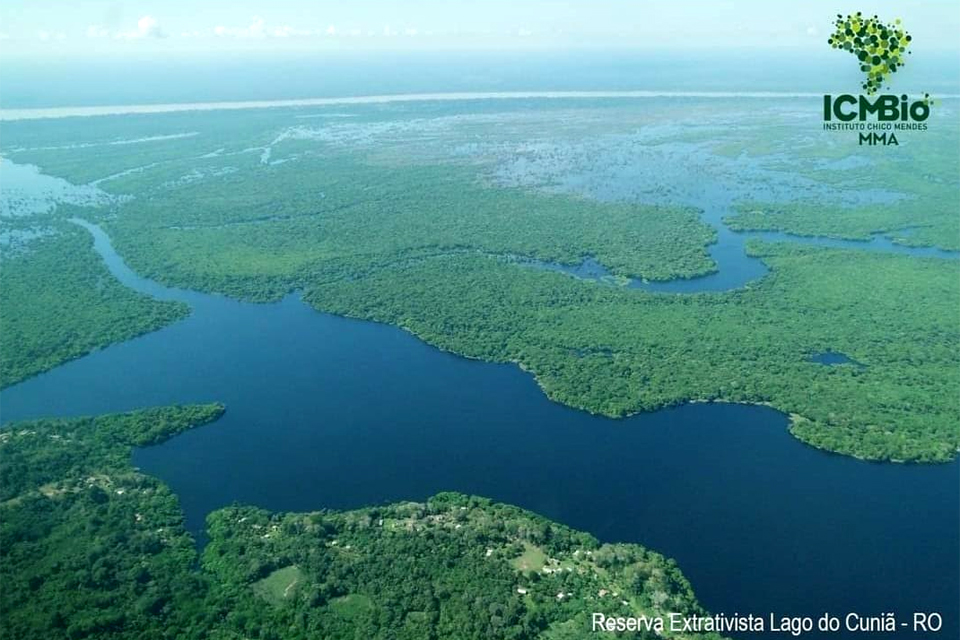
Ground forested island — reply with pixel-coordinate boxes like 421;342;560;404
0;405;723;640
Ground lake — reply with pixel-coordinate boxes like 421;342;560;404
1;218;957;639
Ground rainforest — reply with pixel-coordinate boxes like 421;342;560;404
1;84;958;639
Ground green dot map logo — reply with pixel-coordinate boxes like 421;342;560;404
822;12;934;146
828;12;911;95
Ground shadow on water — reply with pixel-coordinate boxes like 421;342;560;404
1;220;957;639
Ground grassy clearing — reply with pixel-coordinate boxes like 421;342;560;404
252;565;304;606
511;542;548;574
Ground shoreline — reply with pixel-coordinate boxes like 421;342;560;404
25;217;956;466
380;316;958;466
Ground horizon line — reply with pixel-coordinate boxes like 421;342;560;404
6;90;960;121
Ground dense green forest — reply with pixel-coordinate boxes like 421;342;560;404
0;405;224;639
1;99;958;461
99;155;717;301
0;406;722;640
0;221;189;388
304;240;959;462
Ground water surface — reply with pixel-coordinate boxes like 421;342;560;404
809;351;865;367
1;221;956;639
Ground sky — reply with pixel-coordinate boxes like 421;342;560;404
1;0;958;57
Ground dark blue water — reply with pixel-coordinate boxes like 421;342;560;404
810;351;865;367
1;221;957;639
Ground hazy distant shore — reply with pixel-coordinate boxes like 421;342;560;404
0;90;838;121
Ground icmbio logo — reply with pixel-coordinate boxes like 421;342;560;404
820;12;932;146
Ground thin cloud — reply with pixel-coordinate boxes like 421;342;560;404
213;17;327;39
214;16;267;38
271;26;317;37
116;15;165;40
